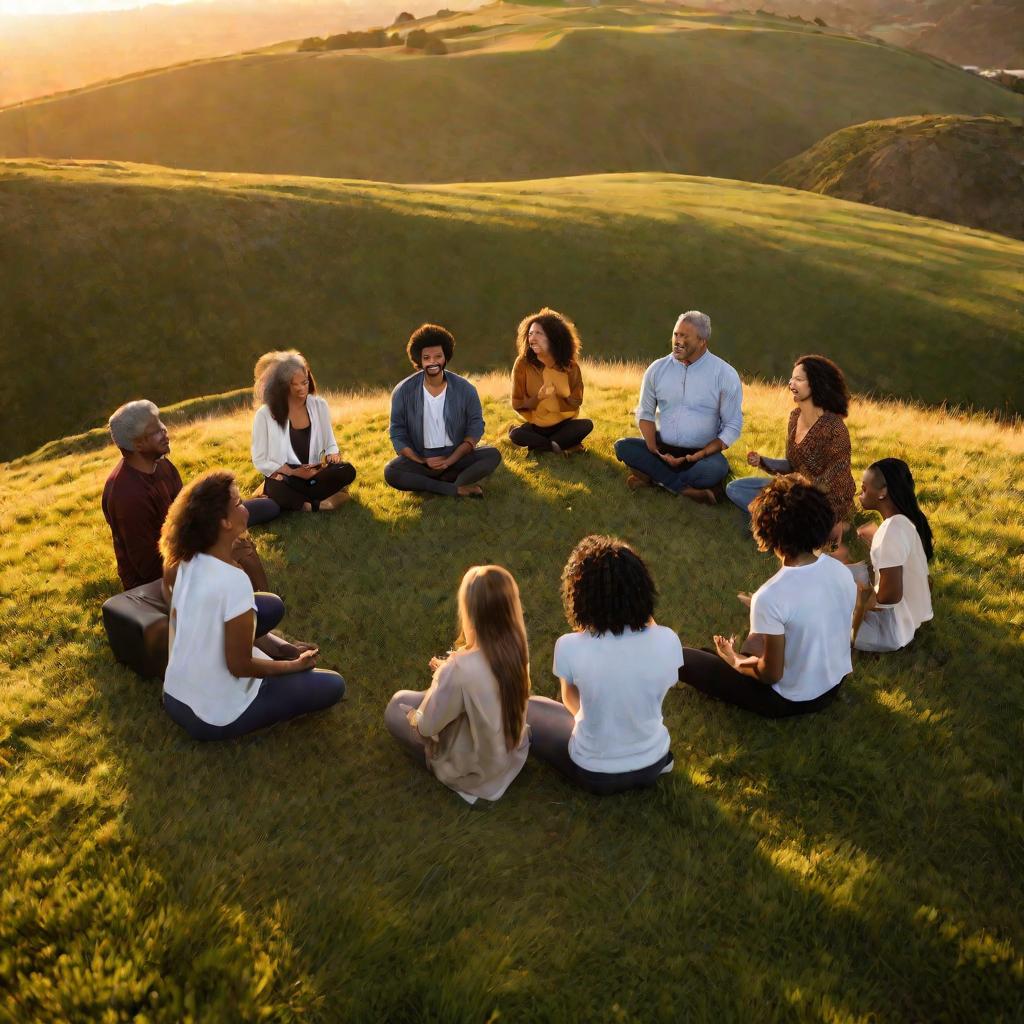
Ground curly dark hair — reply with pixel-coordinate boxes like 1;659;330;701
407;323;455;369
159;470;235;567
750;474;835;558
515;308;582;371
561;535;657;636
795;354;850;417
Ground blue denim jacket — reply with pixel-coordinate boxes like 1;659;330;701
389;370;486;457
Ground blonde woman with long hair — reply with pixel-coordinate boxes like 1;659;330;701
385;565;531;803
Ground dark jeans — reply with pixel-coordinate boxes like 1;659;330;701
508;419;594;452
614;433;729;492
525;696;673;795
243;496;281;526
678;647;841;718
384;445;502;497
163;669;346;741
254;592;284;639
263;462;356;511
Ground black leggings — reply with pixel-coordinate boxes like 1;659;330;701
163;669;346;741
263;462;356;511
677;647;841;718
525;696;673;795
508;419;594;453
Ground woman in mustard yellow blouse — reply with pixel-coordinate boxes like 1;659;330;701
509;308;594;454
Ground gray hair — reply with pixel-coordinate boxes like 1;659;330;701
678;310;712;341
253;349;308;406
108;399;159;451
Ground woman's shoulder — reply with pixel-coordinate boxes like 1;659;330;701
309;394;332;414
444;648;492;684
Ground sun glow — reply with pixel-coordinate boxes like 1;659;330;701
0;0;196;13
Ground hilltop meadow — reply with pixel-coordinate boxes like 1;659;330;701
2;160;1023;460
0;1;1020;183
1;364;1022;1021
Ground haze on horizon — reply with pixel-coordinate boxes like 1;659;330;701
0;0;193;13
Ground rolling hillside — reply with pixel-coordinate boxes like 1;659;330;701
768;115;1024;240
2;159;1022;460
2;370;1022;1019
0;2;1020;184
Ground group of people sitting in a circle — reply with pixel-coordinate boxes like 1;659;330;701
100;308;935;798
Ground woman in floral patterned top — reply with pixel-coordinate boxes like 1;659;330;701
726;355;855;546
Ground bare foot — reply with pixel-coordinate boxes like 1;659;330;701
626;472;652;491
318;490;351;511
301;502;313;512
564;444;586;454
276;640;318;659
679;487;717;505
457;485;484;498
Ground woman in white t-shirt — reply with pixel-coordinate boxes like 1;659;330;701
384;565;531;804
160;470;345;740
526;535;683;795
678;475;856;717
850;459;934;652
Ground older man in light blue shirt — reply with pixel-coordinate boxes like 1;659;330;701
614;311;743;503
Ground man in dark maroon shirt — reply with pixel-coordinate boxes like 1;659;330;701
102;400;278;592
102;401;183;590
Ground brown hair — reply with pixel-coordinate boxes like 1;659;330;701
750;474;835;558
159;470;235;567
253;350;318;427
515;307;582;371
795;354;849;417
457;565;530;751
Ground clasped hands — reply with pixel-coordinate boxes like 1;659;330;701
658;449;704;468
537;382;569;400
713;592;757;669
424;454;454;470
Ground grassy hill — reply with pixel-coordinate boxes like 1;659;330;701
768;114;1024;240
2;160;1023;461
0;2;1020;184
1;366;1022;1020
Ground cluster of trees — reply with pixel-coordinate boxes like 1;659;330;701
299;29;395;51
298;25;448;54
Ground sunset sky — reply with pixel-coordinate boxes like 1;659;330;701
0;0;195;12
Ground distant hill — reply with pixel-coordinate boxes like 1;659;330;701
768;115;1024;240
2;160;1021;460
0;2;1020;185
0;0;456;107
703;0;1024;69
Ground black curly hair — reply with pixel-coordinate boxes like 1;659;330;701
159;470;235;567
561;535;657;636
515;308;582;371
795;354;850;417
750;474;835;558
407;323;455;369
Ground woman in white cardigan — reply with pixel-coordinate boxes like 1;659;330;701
251;351;356;512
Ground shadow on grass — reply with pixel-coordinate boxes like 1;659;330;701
8;393;1010;1019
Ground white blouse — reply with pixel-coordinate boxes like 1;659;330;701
251;395;339;477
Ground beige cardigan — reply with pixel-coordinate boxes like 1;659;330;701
416;648;529;801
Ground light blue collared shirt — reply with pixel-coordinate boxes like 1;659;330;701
636;350;743;449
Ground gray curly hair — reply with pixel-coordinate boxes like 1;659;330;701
253;350;309;407
108;399;159;452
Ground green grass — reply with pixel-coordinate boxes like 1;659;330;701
1;365;1022;1021
0;2;1019;184
766;114;1024;239
2;160;1023;460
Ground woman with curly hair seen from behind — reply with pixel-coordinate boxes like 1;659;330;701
726;355;855;548
526;535;683;795
509;308;593;454
160;470;345;741
678;474;856;717
251;350;356;512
